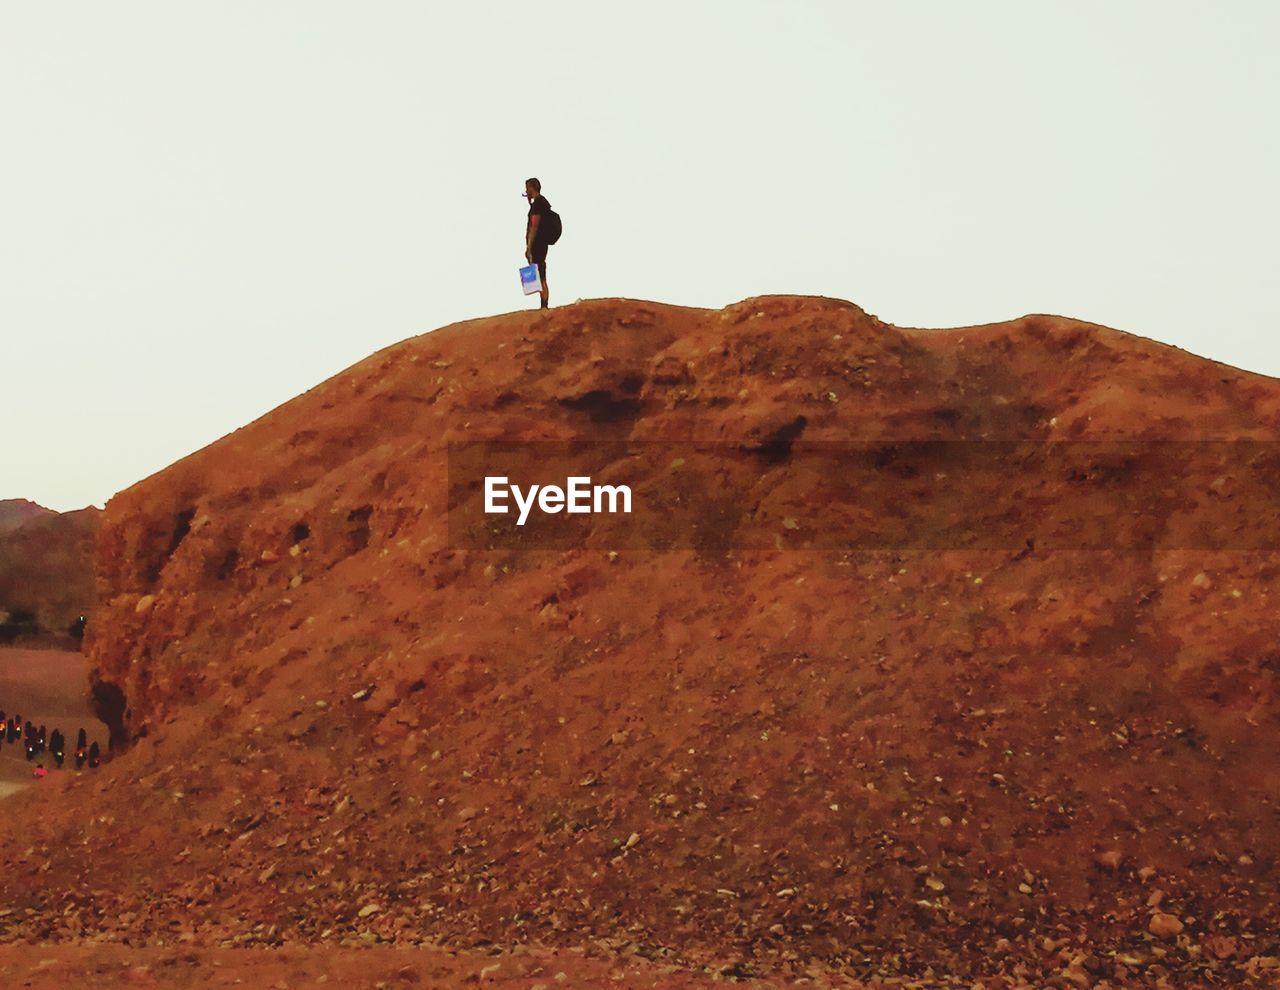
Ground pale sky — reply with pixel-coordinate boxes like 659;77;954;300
3;1;1278;512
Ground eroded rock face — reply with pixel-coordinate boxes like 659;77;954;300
9;296;1280;983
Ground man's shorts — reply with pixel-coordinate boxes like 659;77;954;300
531;241;548;284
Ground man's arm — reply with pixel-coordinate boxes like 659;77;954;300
526;215;540;261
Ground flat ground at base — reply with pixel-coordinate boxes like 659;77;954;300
0;945;881;990
0;646;110;789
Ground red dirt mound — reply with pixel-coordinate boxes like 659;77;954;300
2;296;1278;988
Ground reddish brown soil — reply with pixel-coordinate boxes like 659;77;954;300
1;297;1278;988
0;943;843;989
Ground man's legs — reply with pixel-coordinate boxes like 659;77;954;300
537;258;549;309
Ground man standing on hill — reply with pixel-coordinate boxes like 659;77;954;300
524;177;552;310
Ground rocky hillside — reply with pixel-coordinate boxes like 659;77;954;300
0;503;99;644
3;296;1278;987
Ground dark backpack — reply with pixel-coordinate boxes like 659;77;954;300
543;207;562;245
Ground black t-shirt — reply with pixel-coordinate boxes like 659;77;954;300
527;195;552;245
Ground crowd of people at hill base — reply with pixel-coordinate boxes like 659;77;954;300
0;709;104;781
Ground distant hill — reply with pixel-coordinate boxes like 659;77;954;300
0;503;100;644
0;499;55;536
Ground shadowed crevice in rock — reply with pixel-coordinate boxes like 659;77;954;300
346;506;373;553
90;679;128;749
142;507;197;585
214;548;238;580
557;389;643;424
746;415;808;464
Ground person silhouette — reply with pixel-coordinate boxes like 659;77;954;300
50;729;65;768
523;177;557;310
